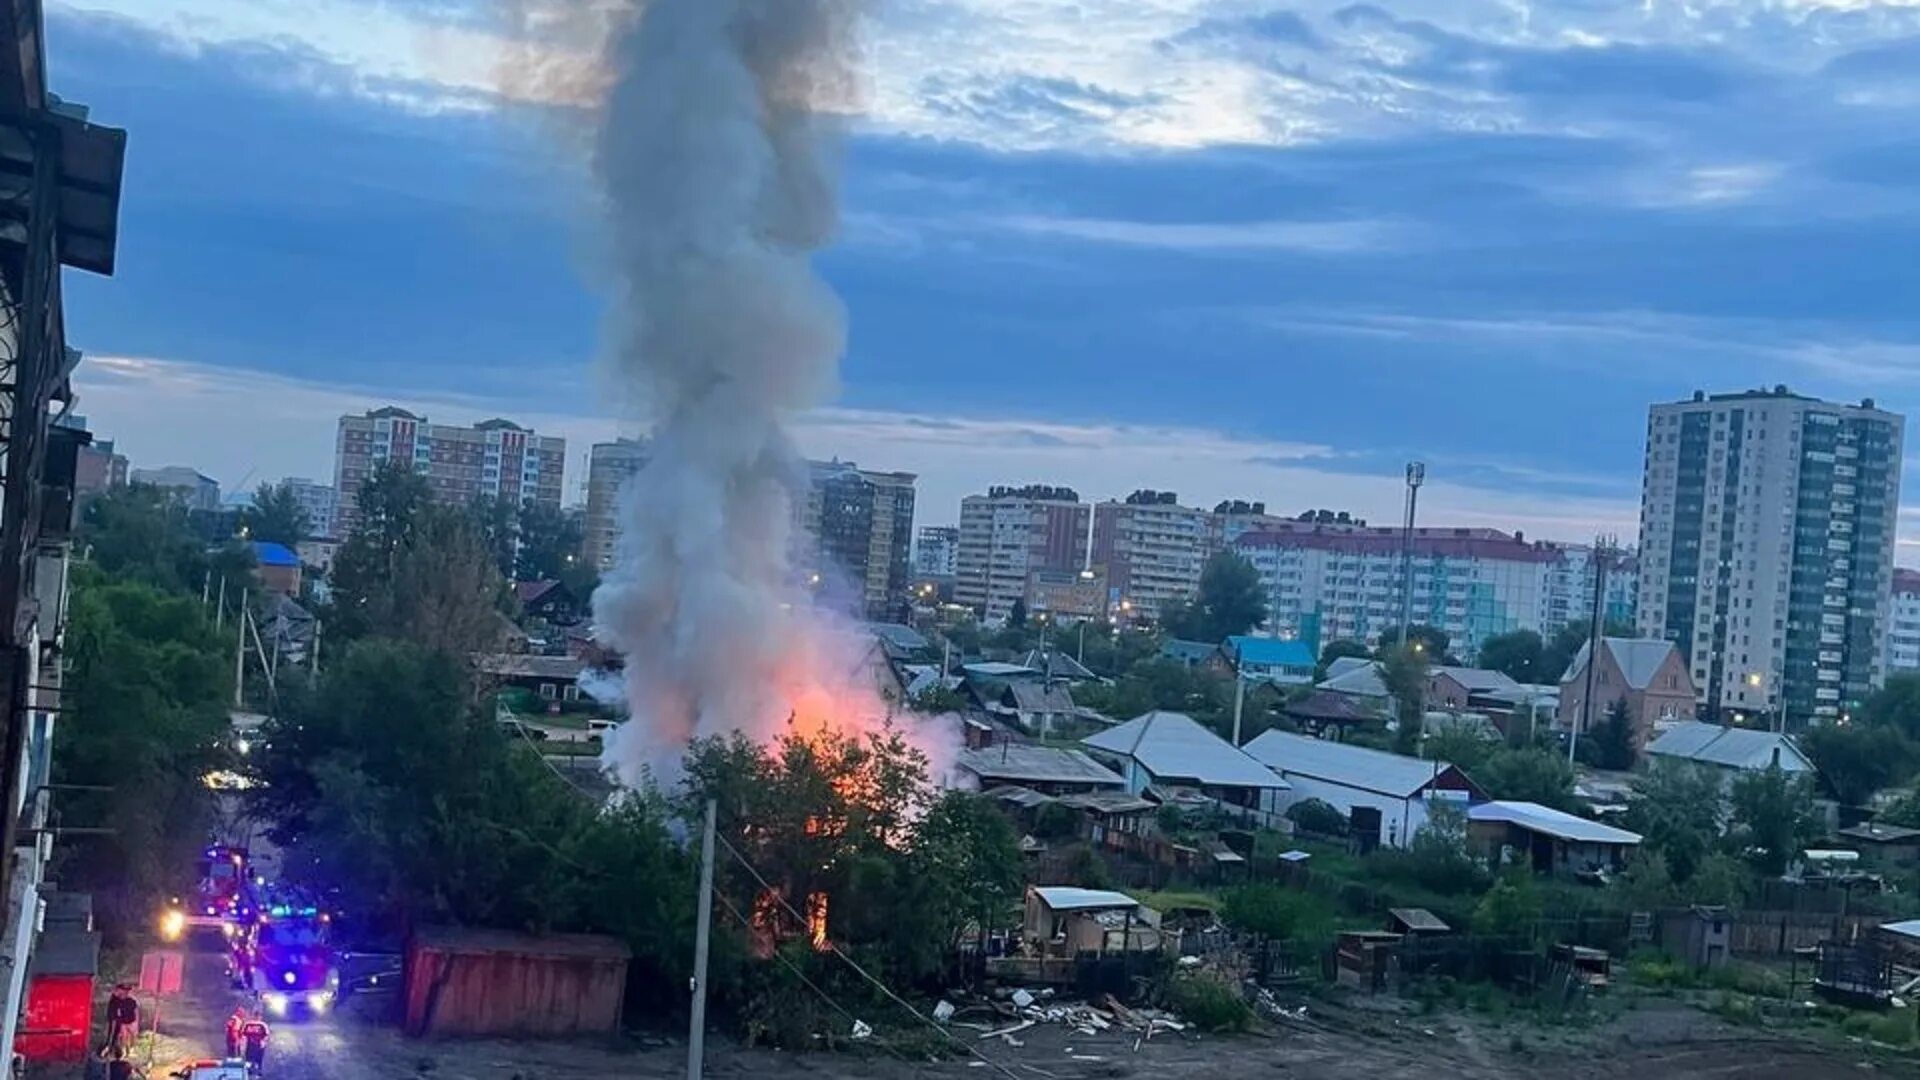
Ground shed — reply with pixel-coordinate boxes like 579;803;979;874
1467;801;1641;876
1659;905;1730;970
14;926;99;1062
405;927;630;1039
1387;908;1450;936
1836;822;1920;866
1022;887;1163;956
956;745;1124;795
1644;721;1814;779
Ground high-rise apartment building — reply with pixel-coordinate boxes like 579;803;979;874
333;407;566;534
1887;569;1920;675
796;460;916;622
915;525;959;579
1094;491;1209;621
583;438;650;572
1234;526;1560;658
956;486;1090;623
1545;544;1639;637
277;477;336;539
1637;388;1903;724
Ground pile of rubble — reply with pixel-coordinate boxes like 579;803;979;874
934;988;1187;1051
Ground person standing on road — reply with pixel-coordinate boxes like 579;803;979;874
225;1004;249;1058
102;984;138;1057
238;1012;270;1075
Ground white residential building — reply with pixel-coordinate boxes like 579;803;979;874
1233;526;1560;659
955;486;1089;623
1636;388;1904;724
915;525;959;579
278;477;336;539
1546;544;1638;636
131;465;221;512
1889;569;1920;675
1094;492;1209;620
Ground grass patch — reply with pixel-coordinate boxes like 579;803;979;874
1139;890;1220;914
1868;1014;1915;1047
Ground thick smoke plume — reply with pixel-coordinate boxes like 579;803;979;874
544;0;924;787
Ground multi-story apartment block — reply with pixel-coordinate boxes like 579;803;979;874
1545;544;1639;637
333;407;566;534
1887;568;1920;675
797;460;917;622
277;477;336;539
131;465;221;512
1234;526;1561;658
583;438;650;572
956;485;1090;624
915;525;959;580
1636;387;1903;725
1094;491;1209;621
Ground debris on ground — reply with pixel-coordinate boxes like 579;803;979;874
932;1000;957;1024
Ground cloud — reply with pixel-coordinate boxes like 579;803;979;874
71;353;1641;544
987;214;1417;254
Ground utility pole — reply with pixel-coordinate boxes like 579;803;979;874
687;798;718;1080
232;589;248;709
1397;463;1425;649
1570;536;1613;765
215;575;228;631
311;620;322;677
1231;671;1246;746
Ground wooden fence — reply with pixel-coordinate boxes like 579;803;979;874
1712;910;1881;957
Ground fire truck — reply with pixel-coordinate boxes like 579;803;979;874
234;905;341;1017
160;844;258;941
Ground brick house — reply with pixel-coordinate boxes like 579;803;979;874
1556;637;1695;747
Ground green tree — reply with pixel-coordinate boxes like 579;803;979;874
1472;870;1542;940
329;472;510;658
465;495;520;579
1379;643;1429;754
81;485;254;601
1477;630;1545;683
1007;598;1028;629
1580;698;1638;771
1802;723;1911;807
1625;761;1726;884
1161;552;1268;644
1729;766;1820;877
1397;801;1486;894
516;502;589;588
55;568;234;934
1283;798;1348;837
1614;849;1676;911
1374;624;1454;664
908;792;1023;956
1683;852;1749;908
1863;672;1920;742
243;480;313;546
1473;748;1577;811
1316;638;1371;680
1423;724;1500;774
1221;884;1317;943
908;683;968;714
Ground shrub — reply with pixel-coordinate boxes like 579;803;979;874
1842;1012;1879;1038
1285;798;1348;836
1166;974;1252;1033
1032;801;1079;840
1868;1014;1915;1047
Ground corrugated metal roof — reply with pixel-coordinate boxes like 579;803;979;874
1645;721;1813;773
1081;711;1288;790
1226;635;1316;670
1006;682;1076;714
1243;730;1471;799
1881;919;1920;942
1320;662;1389;698
958;745;1124;787
1032;887;1139;912
1160;639;1220;664
1469;801;1642;845
1562;637;1681;690
1324;656;1373;681
1433;666;1519;693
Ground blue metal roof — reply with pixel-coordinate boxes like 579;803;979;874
251;541;300;568
1226;636;1315;669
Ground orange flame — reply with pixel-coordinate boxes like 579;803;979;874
806;891;829;952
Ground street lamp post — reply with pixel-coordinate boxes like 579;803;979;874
1398;462;1425;650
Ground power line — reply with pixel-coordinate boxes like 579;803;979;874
712;832;1025;1080
708;888;930;1071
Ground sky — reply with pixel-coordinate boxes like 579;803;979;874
44;0;1920;551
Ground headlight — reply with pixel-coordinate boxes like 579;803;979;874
306;990;333;1012
263;993;289;1016
281;971;297;986
159;910;186;941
